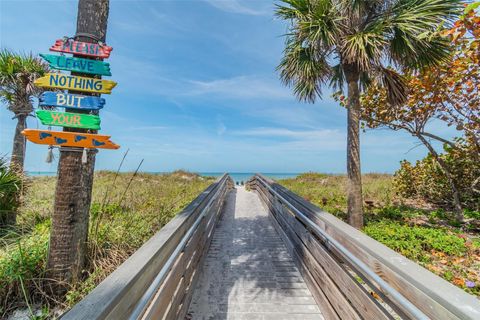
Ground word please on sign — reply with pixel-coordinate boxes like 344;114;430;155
50;39;113;58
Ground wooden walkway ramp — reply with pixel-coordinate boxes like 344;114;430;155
62;174;480;320
188;187;323;319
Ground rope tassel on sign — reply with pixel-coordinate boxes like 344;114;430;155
46;146;54;163
82;148;88;164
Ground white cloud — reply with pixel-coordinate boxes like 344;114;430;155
230;127;346;152
232;127;342;139
188;76;292;99
203;0;269;15
129;126;168;131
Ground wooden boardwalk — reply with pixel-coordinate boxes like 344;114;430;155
62;174;480;320
187;187;323;320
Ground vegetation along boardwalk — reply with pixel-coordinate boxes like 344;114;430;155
63;174;480;319
188;186;323;320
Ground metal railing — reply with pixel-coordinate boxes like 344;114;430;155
248;174;480;320
62;174;233;320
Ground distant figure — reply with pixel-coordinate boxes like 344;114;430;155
236;181;239;186
241;181;244;186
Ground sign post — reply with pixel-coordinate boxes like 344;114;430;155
38;0;112;293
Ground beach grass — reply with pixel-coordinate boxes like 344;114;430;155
0;170;214;317
278;173;480;297
1;171;478;318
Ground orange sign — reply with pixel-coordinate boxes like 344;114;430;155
22;129;119;150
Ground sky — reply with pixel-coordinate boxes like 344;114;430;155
0;0;456;173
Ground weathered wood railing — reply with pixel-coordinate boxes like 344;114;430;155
62;174;234;320
247;174;480;320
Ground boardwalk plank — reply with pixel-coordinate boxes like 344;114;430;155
188;187;324;320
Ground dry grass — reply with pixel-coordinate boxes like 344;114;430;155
278;172;480;297
0;171;214;318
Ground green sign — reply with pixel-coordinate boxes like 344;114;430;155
40;53;112;76
36;110;101;130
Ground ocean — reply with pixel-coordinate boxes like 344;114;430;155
26;172;299;183
200;173;299;183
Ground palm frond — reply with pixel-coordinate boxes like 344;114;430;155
275;0;312;20
277;42;332;103
342;31;386;71
0;157;22;213
330;64;345;92
379;67;407;106
0;49;49;115
386;0;462;68
276;0;461;102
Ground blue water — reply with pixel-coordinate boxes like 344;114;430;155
27;171;299;182
201;172;298;183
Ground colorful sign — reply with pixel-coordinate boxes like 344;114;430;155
36;110;101;130
50;39;112;58
34;73;117;94
39;92;105;110
22;129;119;150
40;54;111;76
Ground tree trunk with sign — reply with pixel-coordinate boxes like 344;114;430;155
47;0;109;294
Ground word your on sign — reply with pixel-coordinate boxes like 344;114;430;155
40;54;111;76
35;73;117;94
36;110;101;130
50;39;112;58
39;92;105;110
22;129;119;150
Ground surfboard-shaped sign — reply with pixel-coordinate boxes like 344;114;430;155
50;39;112;58
22;129;119;150
40;54;111;76
36;110;101;130
34;73;117;94
39;92;105;110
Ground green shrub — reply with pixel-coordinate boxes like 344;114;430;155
393;160;417;198
0;221;50;310
393;140;480;212
0;158;23;226
364;221;468;261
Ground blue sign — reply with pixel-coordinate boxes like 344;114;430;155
39;91;105;110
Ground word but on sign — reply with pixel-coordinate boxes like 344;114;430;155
36;110;101;130
39;92;106;110
22;129;119;150
50;39;113;58
40;54;111;76
35;73;117;94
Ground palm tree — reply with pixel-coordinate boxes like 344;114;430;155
0;50;48;171
276;0;460;228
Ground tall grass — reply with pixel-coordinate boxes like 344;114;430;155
278;173;480;297
0;170;214;317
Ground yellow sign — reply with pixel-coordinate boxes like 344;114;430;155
34;73;117;94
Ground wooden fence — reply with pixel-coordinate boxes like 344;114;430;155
62;174;234;320
247;174;480;320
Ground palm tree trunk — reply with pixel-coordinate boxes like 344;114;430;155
416;134;464;222
10;114;26;172
344;65;364;229
47;150;96;292
47;0;109;295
